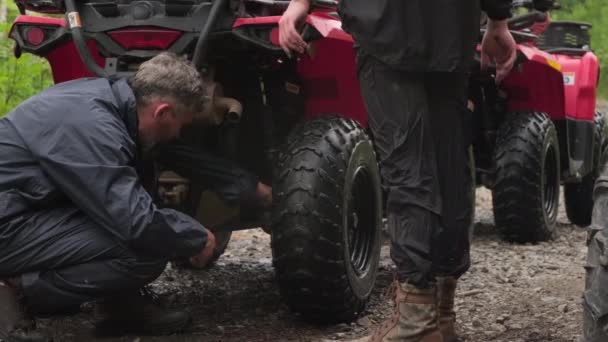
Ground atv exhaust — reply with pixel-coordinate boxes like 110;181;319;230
202;81;243;126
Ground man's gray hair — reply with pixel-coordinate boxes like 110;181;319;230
132;52;205;115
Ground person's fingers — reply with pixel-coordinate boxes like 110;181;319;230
287;26;306;53
279;20;302;57
495;49;516;83
190;230;217;268
495;63;508;83
279;23;290;53
480;51;491;71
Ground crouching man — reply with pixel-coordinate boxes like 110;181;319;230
0;52;218;341
583;155;608;341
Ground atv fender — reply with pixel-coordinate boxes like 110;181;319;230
233;13;367;127
502;45;566;121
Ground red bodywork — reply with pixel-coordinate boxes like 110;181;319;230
500;44;598;122
9;12;598;126
554;52;599;121
502;45;567;120
11;12;368;127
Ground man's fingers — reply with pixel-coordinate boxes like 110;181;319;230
287;27;307;53
495;65;508;83
283;48;293;58
279;24;308;57
190;230;217;269
480;52;490;70
495;51;516;83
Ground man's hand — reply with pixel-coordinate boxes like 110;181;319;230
189;228;216;269
278;0;310;57
256;182;272;209
481;19;517;83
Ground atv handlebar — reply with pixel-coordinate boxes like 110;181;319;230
512;0;559;11
507;11;547;30
244;0;338;9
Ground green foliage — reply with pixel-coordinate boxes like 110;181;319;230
553;0;608;97
0;3;53;116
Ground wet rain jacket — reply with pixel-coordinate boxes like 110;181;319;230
0;77;207;259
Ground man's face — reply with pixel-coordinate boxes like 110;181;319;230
138;101;195;153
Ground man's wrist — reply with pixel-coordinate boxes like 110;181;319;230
292;0;312;10
487;19;509;31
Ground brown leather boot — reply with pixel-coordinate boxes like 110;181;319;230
436;276;459;342
0;280;51;342
370;281;443;342
94;287;191;336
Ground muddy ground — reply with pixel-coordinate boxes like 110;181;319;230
34;103;608;342
35;187;587;342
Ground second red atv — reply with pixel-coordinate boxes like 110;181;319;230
469;0;603;243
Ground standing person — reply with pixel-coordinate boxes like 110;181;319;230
279;1;519;341
0;52;218;341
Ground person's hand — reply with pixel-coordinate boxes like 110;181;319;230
189;228;216;269
278;0;310;57
481;19;517;83
256;182;272;209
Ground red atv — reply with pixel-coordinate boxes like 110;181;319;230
7;0;601;323
10;0;382;322
470;0;603;243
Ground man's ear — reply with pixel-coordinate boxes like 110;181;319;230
152;103;171;120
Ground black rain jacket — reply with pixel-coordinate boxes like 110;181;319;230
337;0;549;72
0;78;206;259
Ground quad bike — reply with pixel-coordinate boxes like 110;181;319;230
9;0;382;323
469;0;604;243
7;0;601;323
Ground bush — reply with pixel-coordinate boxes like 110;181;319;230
0;3;53;116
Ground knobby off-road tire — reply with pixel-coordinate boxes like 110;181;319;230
564;112;606;227
493;112;560;243
271;115;383;323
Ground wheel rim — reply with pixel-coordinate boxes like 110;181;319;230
346;166;377;277
543;145;559;222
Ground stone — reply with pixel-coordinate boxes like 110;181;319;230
356;316;373;328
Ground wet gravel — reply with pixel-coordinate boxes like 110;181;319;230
35;101;608;341
34;187;587;342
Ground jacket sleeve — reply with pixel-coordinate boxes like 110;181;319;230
533;0;554;12
481;0;512;20
33;109;206;259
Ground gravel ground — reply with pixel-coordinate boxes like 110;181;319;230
33;102;608;341
35;187;587;342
